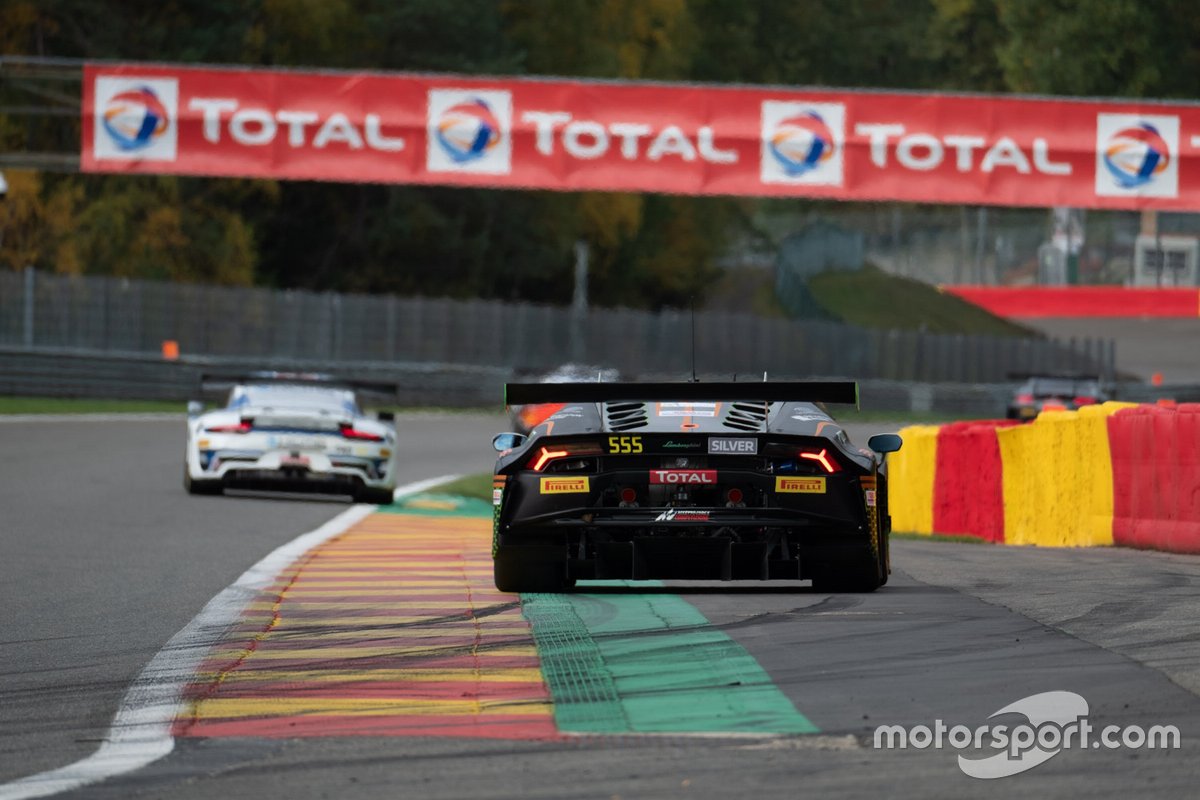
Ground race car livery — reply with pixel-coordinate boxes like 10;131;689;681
491;382;902;593
184;373;398;503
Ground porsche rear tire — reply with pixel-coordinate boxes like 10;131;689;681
493;547;572;593
183;465;223;496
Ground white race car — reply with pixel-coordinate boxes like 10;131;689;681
184;374;398;503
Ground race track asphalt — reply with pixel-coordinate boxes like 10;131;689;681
2;414;1199;798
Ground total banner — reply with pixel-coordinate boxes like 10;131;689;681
83;62;1200;210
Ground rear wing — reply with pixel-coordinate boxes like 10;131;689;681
199;372;398;399
505;381;859;406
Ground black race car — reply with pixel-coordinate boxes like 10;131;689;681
490;382;902;593
1006;374;1109;420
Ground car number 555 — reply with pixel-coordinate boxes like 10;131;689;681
607;435;643;454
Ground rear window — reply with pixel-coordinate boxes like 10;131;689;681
1029;379;1078;397
1025;379;1101;398
229;384;358;414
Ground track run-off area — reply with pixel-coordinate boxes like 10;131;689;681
2;414;1200;798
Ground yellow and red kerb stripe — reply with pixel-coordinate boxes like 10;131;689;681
173;514;556;740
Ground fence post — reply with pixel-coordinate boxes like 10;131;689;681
22;266;34;348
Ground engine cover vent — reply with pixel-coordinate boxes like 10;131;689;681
605;401;649;431
724;401;771;432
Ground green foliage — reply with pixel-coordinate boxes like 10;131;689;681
2;0;1198;303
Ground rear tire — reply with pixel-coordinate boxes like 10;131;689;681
357;486;396;505
812;536;887;592
812;559;884;592
183;464;223;496
493;547;572;593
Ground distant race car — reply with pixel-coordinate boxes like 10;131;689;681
509;364;622;434
490;381;902;593
184;373;398;503
1006;374;1109;420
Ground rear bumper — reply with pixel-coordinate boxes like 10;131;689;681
496;534;876;581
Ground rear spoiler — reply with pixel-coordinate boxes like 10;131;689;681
505;381;859;406
1007;371;1101;382
199;372;398;398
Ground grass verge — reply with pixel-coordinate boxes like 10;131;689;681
808;266;1036;337
0;396;185;414
892;531;988;544
422;472;494;502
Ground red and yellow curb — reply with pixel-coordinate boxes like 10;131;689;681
173;514;557;740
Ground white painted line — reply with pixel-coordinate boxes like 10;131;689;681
0;475;461;800
390;473;462;502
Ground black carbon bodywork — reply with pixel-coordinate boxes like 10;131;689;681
492;385;895;588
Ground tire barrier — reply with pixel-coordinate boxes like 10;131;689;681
887;402;1200;555
888;425;940;536
933;421;1017;543
997;405;1131;547
1110;405;1200;555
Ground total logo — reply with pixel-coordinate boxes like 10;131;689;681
761;101;845;185
93;77;178;161
427;89;512;174
649;469;717;485
1095;113;1179;198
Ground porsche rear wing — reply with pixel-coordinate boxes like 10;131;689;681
199;372;398;399
504;381;859;406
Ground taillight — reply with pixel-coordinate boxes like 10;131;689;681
340;424;384;442
1015;393;1034;404
726;487;744;505
799;448;839;474
205;421;252;434
527;442;603;471
1073;396;1097;406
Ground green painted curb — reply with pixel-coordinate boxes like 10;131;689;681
523;584;817;735
376;492;493;518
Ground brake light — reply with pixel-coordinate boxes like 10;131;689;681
726;487;744;504
530;447;570;471
1015;393;1034;404
1073;396;1097;406
340;424;384;442
527;442;603;471
205;421;252;434
799;448;839;474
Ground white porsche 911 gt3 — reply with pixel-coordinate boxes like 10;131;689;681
184;374;398;503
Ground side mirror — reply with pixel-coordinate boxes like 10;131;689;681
187;400;205;418
868;433;903;454
493;432;526;452
377;411;395;423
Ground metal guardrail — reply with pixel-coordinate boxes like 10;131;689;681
0;347;512;408
4;345;1171;417
0;270;1114;384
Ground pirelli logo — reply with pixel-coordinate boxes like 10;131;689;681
776;476;826;494
539;476;590;494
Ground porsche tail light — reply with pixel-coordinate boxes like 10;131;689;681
799;448;840;474
1073;396;1097;406
205;421;252;434
527;442;603;471
340;424;384;442
1015;393;1034;404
